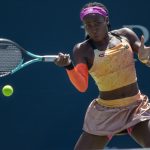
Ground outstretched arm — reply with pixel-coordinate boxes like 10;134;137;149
65;63;88;92
54;53;89;92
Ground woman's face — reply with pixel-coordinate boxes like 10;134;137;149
83;13;108;42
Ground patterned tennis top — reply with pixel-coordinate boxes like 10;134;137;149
89;40;137;91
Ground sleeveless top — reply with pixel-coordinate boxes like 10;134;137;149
88;36;137;92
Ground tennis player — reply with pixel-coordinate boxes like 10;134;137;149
54;2;150;149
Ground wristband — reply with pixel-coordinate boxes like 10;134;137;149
64;62;74;70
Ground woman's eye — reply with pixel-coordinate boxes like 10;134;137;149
85;22;102;28
95;21;104;25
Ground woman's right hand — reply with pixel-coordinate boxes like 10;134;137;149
54;52;72;67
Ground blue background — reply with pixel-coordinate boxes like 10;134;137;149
0;0;150;149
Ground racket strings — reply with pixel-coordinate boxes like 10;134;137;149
0;44;22;76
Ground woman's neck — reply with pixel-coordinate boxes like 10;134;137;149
90;33;112;50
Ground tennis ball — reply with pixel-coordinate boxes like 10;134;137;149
2;85;14;97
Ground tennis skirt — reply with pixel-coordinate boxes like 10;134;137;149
83;92;150;136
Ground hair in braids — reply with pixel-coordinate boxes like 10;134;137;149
80;2;111;39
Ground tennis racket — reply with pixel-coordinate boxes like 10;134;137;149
0;38;58;77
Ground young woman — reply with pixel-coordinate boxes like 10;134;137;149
54;2;150;149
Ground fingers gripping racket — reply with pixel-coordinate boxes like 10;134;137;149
0;38;58;77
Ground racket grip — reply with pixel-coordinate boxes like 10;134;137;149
43;55;58;62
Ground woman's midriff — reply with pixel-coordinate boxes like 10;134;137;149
99;82;139;100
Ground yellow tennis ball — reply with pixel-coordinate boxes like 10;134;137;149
2;85;14;97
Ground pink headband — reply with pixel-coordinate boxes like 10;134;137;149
80;6;108;21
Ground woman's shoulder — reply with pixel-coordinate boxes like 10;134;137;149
110;28;133;42
73;39;92;52
111;27;134;35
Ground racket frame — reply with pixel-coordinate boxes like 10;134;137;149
0;38;58;75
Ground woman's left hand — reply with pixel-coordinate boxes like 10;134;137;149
138;35;150;63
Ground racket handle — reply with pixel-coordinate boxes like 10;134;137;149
43;55;58;62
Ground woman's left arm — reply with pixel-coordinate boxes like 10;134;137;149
118;28;150;65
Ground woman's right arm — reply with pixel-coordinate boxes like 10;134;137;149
54;44;89;92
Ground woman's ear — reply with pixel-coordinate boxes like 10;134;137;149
106;16;109;24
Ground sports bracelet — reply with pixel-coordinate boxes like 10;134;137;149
64;62;74;70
